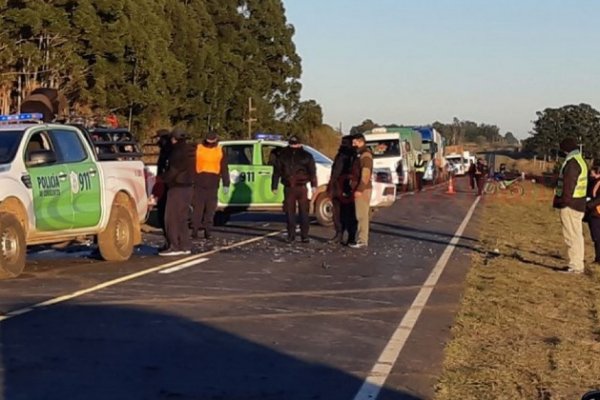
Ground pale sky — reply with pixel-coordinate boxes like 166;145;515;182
283;0;600;139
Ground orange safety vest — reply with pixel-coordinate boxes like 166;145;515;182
196;144;223;174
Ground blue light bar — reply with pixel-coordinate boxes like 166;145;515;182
0;113;44;122
255;133;283;141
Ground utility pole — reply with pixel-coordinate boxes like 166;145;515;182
246;97;257;139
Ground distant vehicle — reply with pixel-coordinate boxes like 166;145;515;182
0;113;148;279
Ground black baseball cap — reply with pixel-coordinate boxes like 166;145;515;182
288;135;301;145
153;129;171;139
206;131;218;142
352;133;366;141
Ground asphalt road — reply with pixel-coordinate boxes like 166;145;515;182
0;178;482;400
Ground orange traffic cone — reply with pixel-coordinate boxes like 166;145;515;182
446;175;456;195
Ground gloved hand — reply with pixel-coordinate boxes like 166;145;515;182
223;186;230;195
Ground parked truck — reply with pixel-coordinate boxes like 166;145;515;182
0;113;148;278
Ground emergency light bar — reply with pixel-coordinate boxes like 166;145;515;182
0;113;44;122
255;133;283;141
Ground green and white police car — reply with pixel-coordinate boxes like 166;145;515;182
0;114;148;279
213;134;397;225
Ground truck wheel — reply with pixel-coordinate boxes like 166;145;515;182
0;213;26;279
98;204;134;262
315;194;334;226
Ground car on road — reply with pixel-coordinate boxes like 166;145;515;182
216;136;397;226
0;113;148;279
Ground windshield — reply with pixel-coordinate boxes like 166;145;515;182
366;139;401;158
0;131;24;164
304;145;333;166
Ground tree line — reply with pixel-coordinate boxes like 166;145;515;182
0;0;326;141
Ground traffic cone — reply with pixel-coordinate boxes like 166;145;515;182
446;175;456;195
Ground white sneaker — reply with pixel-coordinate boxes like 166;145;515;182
159;249;184;257
348;241;367;249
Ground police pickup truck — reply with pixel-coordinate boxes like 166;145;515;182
0;114;148;279
214;135;396;225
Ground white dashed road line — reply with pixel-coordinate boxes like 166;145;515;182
158;258;209;274
0;229;284;323
353;196;480;400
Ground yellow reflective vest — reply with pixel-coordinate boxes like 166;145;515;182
556;150;587;198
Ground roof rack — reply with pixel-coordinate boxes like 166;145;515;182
0;113;44;125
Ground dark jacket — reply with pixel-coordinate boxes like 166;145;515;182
474;162;489;179
161;141;195;188
156;140;172;176
327;146;357;198
195;141;231;189
352;146;373;192
553;158;586;212
271;146;317;190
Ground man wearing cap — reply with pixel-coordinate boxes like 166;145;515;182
349;133;373;249
159;129;196;256
271;135;317;243
553;137;588;274
192;131;230;240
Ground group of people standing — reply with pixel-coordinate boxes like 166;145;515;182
467;158;490;196
153;129;230;256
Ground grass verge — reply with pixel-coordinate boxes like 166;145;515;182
435;182;600;400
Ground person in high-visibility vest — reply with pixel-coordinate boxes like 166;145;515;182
192;131;230;240
414;154;426;192
553;137;588;274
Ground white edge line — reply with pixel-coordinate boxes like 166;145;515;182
0;229;284;323
158;258;209;274
352;196;480;400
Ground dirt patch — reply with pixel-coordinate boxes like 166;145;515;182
435;182;600;400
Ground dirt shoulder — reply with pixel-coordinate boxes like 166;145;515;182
435;182;600;400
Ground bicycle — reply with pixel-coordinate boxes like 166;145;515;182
483;174;525;196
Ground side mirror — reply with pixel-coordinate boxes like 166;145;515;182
583;391;600;400
27;149;57;167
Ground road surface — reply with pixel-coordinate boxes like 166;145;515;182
0;178;481;400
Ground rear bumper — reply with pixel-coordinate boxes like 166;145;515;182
370;183;397;208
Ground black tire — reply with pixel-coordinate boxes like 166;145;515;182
315;193;334;227
0;213;26;279
98;204;134;262
214;211;231;227
509;183;525;196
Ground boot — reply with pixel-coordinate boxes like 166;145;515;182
328;232;343;243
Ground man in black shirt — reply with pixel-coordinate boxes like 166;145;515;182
272;136;317;243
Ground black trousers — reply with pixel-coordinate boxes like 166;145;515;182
416;172;424;191
284;186;310;239
165;186;193;251
192;185;218;233
588;217;600;262
333;197;357;241
476;177;486;195
157;186;168;236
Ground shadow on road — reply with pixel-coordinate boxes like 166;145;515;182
1;305;422;400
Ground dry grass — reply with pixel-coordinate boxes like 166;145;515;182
435;182;600;400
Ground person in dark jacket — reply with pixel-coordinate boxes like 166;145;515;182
414;154;426;191
153;129;171;245
327;136;358;244
474;158;489;196
553;137;588;273
159;129;196;256
585;164;600;264
272;135;317;243
192;131;230;240
467;160;476;190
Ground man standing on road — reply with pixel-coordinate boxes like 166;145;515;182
553;137;588;274
153;129;172;247
474;158;489;196
272;135;317;243
192;131;230;240
349;134;373;249
159;129;196;256
414;154;426;192
327;136;358;244
468;160;476;190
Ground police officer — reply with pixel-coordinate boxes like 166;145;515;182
192;131;230;240
553;137;588;273
272;135;317;243
349;133;373;249
159;129;196;256
153;129;171;245
414;154;426;191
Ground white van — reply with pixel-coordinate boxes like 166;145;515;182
364;133;403;185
